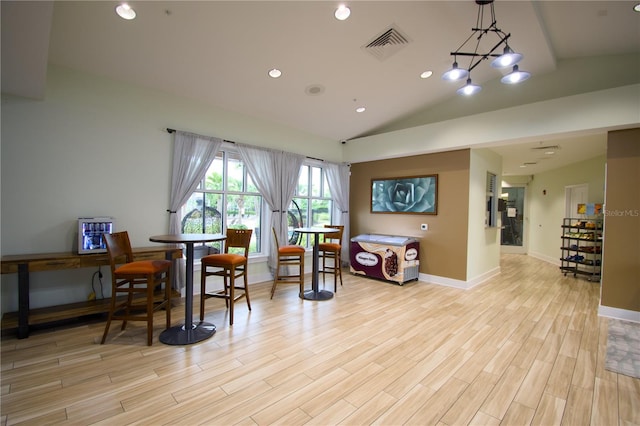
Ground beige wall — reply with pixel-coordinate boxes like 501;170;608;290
601;128;640;312
350;149;470;281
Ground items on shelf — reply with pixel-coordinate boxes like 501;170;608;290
559;217;603;282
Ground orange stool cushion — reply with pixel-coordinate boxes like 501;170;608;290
319;242;341;251
116;260;171;275
202;253;246;267
279;245;305;255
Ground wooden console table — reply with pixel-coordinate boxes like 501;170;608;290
1;246;183;338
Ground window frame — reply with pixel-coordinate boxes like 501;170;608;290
290;160;334;248
181;152;339;256
180;145;264;257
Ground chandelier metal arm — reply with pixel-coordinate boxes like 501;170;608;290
451;32;511;73
442;0;529;93
450;31;478;57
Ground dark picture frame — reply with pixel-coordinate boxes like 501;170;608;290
371;174;438;214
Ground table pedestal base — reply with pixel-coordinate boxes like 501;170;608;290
159;322;216;345
303;290;334;301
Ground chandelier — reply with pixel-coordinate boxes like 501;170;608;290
442;0;530;96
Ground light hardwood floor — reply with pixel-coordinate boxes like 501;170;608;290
1;254;638;425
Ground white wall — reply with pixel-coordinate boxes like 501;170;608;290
527;155;606;264
342;84;640;163
1;65;337;313
467;149;502;284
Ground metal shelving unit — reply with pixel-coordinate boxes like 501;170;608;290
560;217;603;282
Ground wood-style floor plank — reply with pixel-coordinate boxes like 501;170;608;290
1;254;638;425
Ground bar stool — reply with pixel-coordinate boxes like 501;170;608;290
102;231;172;346
270;227;305;298
200;228;252;326
319;225;344;292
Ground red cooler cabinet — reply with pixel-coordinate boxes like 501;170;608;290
350;234;419;285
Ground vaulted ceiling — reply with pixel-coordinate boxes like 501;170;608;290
2;1;639;174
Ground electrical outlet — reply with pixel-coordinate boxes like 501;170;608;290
420;223;428;231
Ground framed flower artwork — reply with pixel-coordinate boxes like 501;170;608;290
371;174;438;214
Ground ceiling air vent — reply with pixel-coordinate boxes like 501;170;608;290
363;26;410;62
531;145;560;151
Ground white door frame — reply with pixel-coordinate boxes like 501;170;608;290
500;185;528;254
565;184;589;218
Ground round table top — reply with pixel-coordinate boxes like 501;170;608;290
294;227;339;234
149;233;226;244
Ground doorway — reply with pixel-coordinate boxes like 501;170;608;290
565;184;588;218
501;186;526;253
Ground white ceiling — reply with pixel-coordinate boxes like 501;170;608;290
2;1;639;175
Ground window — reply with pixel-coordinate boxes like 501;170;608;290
181;154;338;255
181;150;262;256
289;163;333;247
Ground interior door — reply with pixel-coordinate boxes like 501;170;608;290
565;184;589;218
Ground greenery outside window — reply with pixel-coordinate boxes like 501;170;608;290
289;163;333;247
181;150;262;256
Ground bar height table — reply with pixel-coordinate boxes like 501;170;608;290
294;227;339;301
149;233;226;345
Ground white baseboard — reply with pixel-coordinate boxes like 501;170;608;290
598;305;640;323
187;271;274;297
251;272;275;286
528;251;560;266
418;273;469;289
418;266;500;290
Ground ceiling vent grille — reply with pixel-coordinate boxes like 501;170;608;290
363;26;410;61
531;145;560;151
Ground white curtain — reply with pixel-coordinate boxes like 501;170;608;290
237;143;304;269
168;131;222;289
325;162;351;264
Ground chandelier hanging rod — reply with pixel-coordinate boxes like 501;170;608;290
441;0;530;95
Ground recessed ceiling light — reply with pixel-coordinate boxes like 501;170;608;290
268;68;282;78
335;4;351;20
519;165;527;168
115;3;136;20
420;70;433;79
545;151;555;155
634;3;640;12
356;107;366;113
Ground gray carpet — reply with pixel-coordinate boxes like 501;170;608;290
605;319;640;379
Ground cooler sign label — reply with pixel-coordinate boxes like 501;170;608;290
355;252;379;267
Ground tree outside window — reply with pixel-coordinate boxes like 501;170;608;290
181;151;262;256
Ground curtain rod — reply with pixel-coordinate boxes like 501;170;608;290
166;127;324;162
166;128;235;144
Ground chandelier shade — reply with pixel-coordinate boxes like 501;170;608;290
501;65;531;84
442;0;530;95
441;62;469;81
457;79;482;96
490;47;523;68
